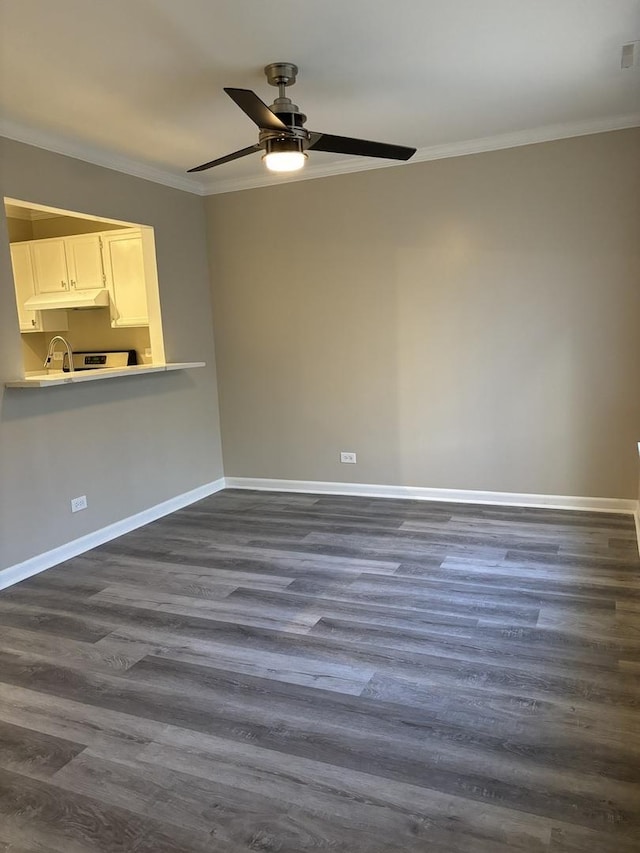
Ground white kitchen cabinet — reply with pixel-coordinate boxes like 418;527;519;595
9;243;68;333
102;229;149;327
65;234;106;290
10;228;149;335
30;239;69;293
30;234;105;292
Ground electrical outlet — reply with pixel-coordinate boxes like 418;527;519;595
71;495;87;513
340;451;357;464
52;351;64;362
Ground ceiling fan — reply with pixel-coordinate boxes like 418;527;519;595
188;62;417;174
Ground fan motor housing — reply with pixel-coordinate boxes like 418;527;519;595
259;124;310;151
270;101;307;127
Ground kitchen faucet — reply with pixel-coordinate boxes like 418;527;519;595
44;336;74;373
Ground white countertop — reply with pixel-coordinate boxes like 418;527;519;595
5;362;205;388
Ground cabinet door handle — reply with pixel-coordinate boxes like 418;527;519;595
32;319;36;326
61;280;66;289
70;280;76;288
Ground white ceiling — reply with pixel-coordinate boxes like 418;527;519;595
1;0;638;195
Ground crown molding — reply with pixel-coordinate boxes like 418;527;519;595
411;112;640;164
201;112;640;195
0;118;204;195
2;113;639;198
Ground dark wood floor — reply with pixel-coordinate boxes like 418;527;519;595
1;489;640;852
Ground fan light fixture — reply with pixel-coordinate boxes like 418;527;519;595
263;137;307;172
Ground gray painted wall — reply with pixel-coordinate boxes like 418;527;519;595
2;129;638;574
206;129;640;499
0;138;223;570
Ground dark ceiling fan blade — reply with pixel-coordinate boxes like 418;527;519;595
188;144;261;173
308;132;416;161
224;88;289;132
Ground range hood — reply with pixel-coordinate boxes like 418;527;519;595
24;288;110;311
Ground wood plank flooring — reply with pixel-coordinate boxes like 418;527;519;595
1;489;640;852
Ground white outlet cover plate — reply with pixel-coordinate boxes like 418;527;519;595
340;452;357;464
71;495;88;512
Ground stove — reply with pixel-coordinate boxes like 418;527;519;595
64;350;138;371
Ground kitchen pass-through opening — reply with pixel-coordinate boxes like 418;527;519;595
4;197;166;377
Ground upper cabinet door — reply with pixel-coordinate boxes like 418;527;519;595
65;234;105;290
30;239;69;292
102;230;149;327
10;243;39;330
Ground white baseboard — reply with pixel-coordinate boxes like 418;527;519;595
3;475;637;593
0;478;226;592
225;477;638;514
